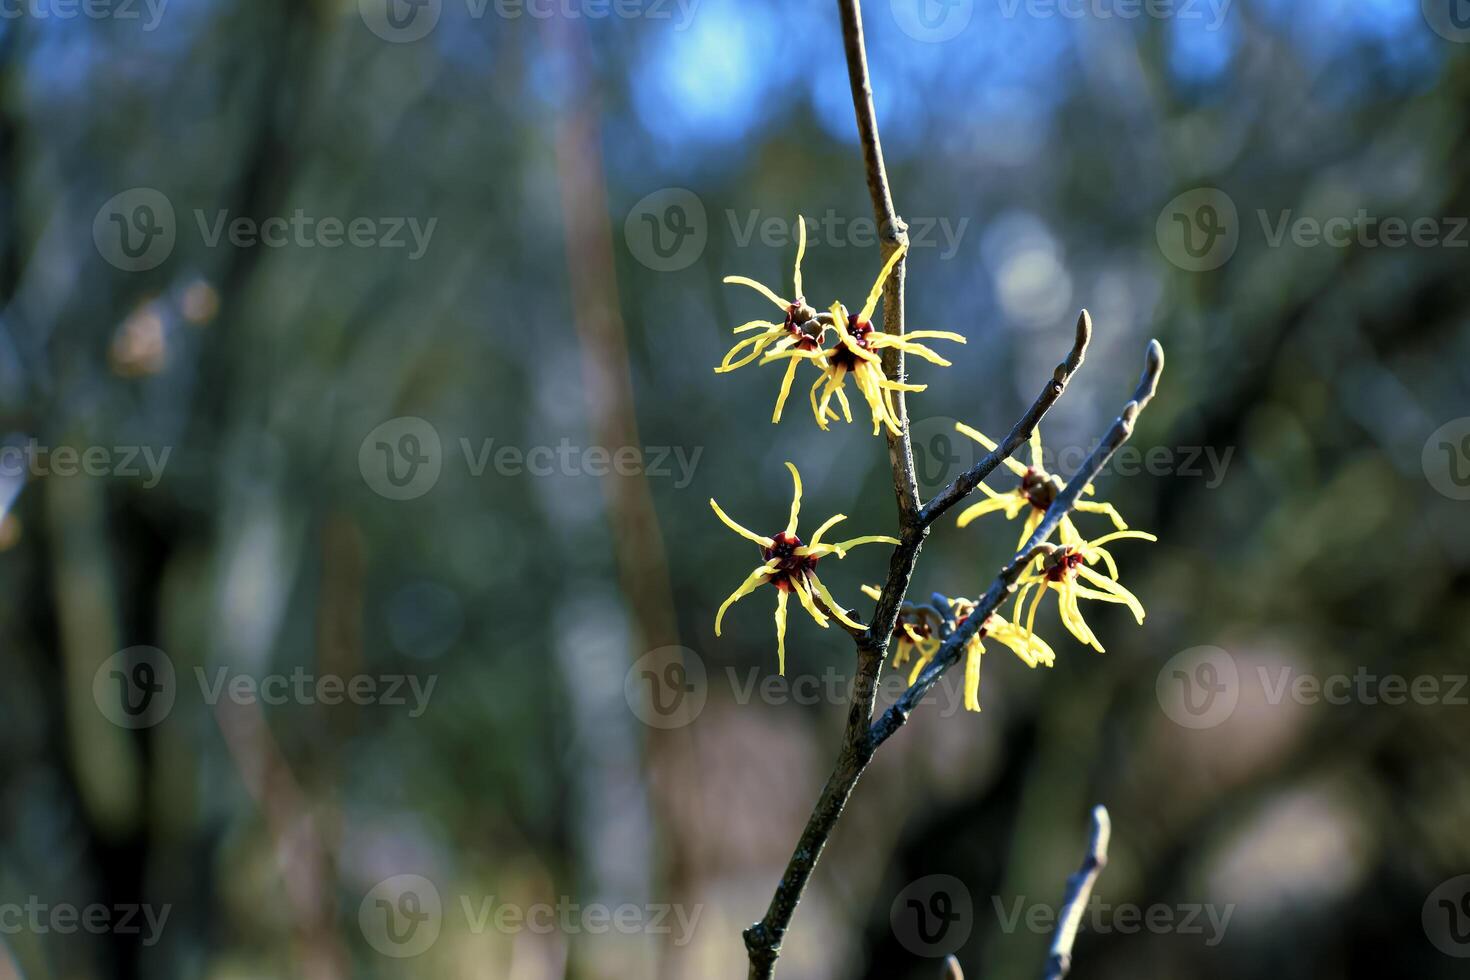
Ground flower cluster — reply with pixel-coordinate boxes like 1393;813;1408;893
862;587;1055;712
953;421;1155;658
716;215;965;435
710;227;1155;707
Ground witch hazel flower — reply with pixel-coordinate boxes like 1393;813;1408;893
865;586;1055;712
954;422;1131;549
763;242;965;436
1014;531;1156;652
716;216;830;423
711;462;898;674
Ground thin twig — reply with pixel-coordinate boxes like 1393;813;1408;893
918;310;1092;528
742;6;911;975
743;339;1163;978
741;7;1163;976
1043;806;1112;980
870;339;1163;747
864;312;1092;679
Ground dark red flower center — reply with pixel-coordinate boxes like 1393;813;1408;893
1021;467;1057;511
762;531;819;589
784;303;822;351
829;315;875;371
1044;549;1086;582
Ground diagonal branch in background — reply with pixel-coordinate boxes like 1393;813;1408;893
1043;805;1112;980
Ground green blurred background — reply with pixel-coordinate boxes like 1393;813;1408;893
1;0;1468;978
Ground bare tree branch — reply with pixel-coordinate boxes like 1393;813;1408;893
742;5;914;974
743;339;1163;978
918;309;1092;528
1043;805;1112;980
740;6;1163;977
871;340;1163;746
864;311;1093;686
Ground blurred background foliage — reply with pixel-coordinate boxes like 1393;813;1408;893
0;1;1468;978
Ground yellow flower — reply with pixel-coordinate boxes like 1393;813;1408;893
763;242;965;436
954;423;1130;549
1013;530;1156;652
716;216;829;423
862;586;1054;712
712;462;899;674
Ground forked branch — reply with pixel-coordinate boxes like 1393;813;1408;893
741;3;1162;976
